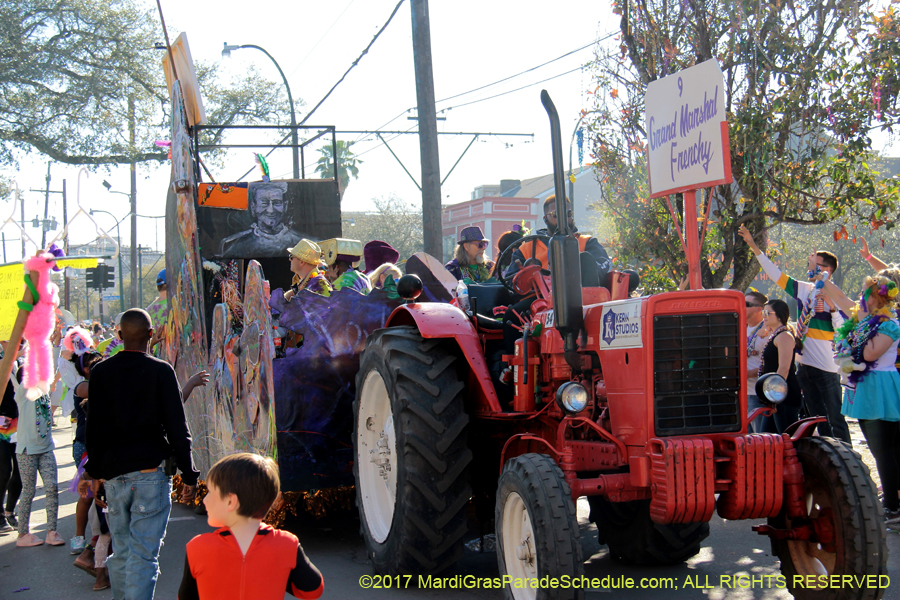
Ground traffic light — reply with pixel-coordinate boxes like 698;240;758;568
102;265;115;289
86;267;98;289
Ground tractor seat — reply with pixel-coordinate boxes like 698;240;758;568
466;280;512;318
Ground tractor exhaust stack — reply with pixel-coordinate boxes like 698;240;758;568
541;90;584;372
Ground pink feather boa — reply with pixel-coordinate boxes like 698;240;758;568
22;253;59;399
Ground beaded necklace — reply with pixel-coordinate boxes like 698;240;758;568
463;262;492;283
758;325;788;378
834;306;893;385
747;321;765;357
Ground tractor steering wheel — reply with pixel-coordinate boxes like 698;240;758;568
496;233;552;295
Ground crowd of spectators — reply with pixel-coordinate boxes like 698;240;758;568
740;224;900;524
4;212;900;596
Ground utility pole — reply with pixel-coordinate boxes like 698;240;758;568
410;0;442;258
19;189;24;259
41;162;51;249
62;179;69;311
138;246;144;305
30;177;68;307
129;94;138;308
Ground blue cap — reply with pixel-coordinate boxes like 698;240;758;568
156;269;166;286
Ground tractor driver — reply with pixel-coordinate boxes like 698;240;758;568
498;195;638;387
506;195;638;292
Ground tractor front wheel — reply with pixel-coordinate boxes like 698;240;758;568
495;453;583;600
354;327;472;575
769;436;886;600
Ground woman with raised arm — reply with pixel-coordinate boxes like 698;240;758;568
817;272;900;523
859;238;890;273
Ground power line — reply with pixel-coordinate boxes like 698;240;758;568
300;0;406;126
266;29;618;175
435;31;616;105
285;0;358;80
353;108;412;144
355;31;616;144
442;65;583;111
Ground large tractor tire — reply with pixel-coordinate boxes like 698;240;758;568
353;326;472;575
495;454;583;600
588;497;709;565
768;437;887;600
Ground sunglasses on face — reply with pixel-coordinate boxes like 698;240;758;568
547;209;573;219
745;302;763;308
467;241;488;249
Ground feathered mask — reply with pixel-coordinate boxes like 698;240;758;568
63;326;94;356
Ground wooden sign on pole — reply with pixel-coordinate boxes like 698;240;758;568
644;59;733;289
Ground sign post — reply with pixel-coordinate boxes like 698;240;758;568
644;59;732;289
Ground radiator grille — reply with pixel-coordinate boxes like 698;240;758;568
653;312;741;436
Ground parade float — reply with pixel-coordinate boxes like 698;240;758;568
157;34;432;512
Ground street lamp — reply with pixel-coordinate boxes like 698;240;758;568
222;43;300;179
90;209;129;314
102;180;129;197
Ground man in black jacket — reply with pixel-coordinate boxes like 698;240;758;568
85;309;199;600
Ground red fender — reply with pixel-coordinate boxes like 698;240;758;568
385;303;502;412
783;416;827;441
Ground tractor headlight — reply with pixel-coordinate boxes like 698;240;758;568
556;382;589;414
755;373;788;405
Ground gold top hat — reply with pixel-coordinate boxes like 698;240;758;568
287;239;323;265
318;238;364;267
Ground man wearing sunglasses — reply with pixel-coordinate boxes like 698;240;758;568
507;195;639;293
444;226;495;283
744;289;769;432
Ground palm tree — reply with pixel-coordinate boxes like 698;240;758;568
315;140;361;197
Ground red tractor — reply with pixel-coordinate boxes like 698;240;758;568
353;92;887;600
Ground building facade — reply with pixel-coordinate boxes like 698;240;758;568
441;180;539;262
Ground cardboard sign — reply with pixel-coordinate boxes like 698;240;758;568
198;182;249;209
161;32;206;127
0;265;23;341
598;298;643;350
645;59;729;198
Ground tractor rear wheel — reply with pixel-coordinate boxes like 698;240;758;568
588;497;708;565
769;437;886;600
495;454;583;600
353;326;472;575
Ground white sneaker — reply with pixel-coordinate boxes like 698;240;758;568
70;535;86;555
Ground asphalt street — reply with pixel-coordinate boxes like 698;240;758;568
1;422;898;600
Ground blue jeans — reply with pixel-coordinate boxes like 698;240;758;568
105;468;171;600
797;364;851;445
760;404;801;435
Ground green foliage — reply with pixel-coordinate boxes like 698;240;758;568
343;194;422;266
588;0;900;291
0;176;12;202
315;140;361;197
753;221;900;305
0;0;291;166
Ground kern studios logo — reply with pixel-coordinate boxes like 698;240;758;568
602;310;617;345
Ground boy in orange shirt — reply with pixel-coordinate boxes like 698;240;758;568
178;453;323;600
